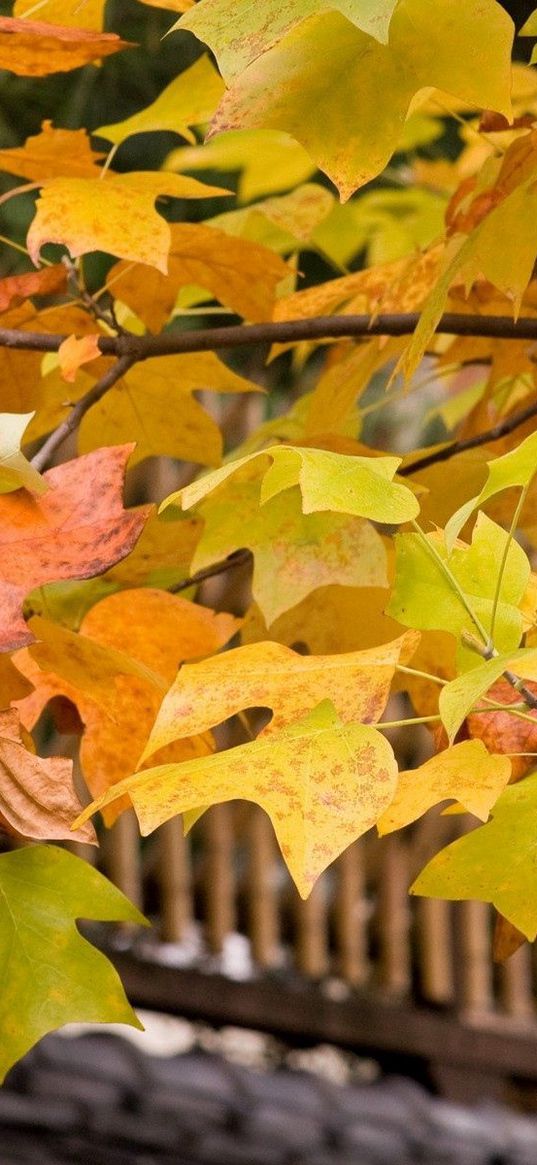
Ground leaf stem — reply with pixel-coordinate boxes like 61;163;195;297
395;664;447;686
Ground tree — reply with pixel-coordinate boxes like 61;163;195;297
1;0;537;1079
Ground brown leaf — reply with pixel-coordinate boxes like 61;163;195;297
0;17;132;76
0;708;95;843
493;912;527;962
0;444;149;651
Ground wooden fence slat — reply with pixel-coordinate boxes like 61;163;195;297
104;809;143;911
295;879;330;979
158;818;192;943
376;835;411;995
202;804;236;954
246;807;280;968
415;897;455;1006
456;901;494;1015
333;842;370;986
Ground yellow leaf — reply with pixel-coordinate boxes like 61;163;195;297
241;586;409;654
14;0;105;30
78;352;263;468
140;634;417;763
74;700;398;898
96;56;224;148
166;128;315;203
27;173;229;273
378;741;511;835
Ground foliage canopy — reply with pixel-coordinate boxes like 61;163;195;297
2;0;537;1076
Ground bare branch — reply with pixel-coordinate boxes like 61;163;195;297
169;548;253;593
4;310;537;360
400;396;537;476
31;355;134;472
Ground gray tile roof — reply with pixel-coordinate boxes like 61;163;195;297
2;1031;537;1164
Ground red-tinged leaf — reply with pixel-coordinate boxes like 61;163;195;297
0;265;67;313
466;676;537;780
0;708;95;844
0;445;149;652
0;17;132;75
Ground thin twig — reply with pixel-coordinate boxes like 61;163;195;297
169;549;252;593
400;396;537;476
461;631;537;712
31;355;134;472
4;311;537;360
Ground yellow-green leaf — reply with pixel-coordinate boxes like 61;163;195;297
411;774;537;940
445;430;537;551
439;647;537;743
96;56;224;148
165;444;419;524
74;700;398;899
378;740;511;835
0;845;145;1080
165;128;315;202
206;0;513;198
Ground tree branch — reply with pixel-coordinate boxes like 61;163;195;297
31;355;134;472
169;548;253;593
5;310;537;359
399;396;537;476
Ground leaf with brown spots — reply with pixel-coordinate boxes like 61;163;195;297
139;633;419;763
74;700;398;898
0;444;149;652
0;17;132;76
0;708;95;844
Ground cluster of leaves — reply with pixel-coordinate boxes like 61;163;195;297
4;0;537;1078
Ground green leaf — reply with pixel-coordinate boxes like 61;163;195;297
411;774;537;940
445;430;537;551
0;412;47;496
0;846;146;1080
165;444;419;525
439;647;537;743
176;0;400;79
73;700;398;899
96;55;224;148
387;513;530;668
203;0;513;198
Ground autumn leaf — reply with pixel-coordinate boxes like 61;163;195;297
166;128;315;203
140;633;417;763
14;0;106;30
0;444;149;651
0;708;95;844
0;264;67;311
190;474;388;624
58;334;101;382
78;353;263;468
0;412;47;496
199;0;513;198
96;56;224;148
177;0;401;78
0;846;146;1081
465;676;537;781
166;443;420;525
106;222;289;331
378;741;511;835
15;589;239;820
0;121;105;181
411;773;537;940
387;514;530;669
241;586;408;655
27;173;230;274
439;647;537;743
207;183;334;254
74;700;398;898
445;430;537;550
0;16;131;75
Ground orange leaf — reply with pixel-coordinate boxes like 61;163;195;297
0;444;149;651
58;334;101;382
0;265;67;313
0;708;95;844
0;122;105;181
466;676;537;780
106;222;289;331
15;590;239;822
0;17;132;76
